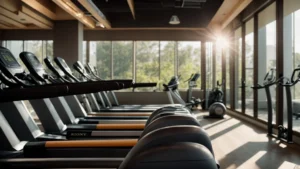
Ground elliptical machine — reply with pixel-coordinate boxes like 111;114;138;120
186;73;202;108
251;68;300;143
206;81;226;118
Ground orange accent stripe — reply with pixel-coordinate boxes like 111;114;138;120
88;113;151;116
96;124;145;130
45;139;138;148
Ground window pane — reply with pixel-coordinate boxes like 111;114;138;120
5;41;23;60
258;3;276;123
113;41;133;79
89;41;111;79
24;41;44;62
136;41;159;89
83;41;87;64
177;41;201;89
46;41;53;57
160;41;175;89
225;48;231;108
1;41;6;47
284;4;300;132
205;42;213;109
245;19;254;116
215;47;222;83
234;28;242;113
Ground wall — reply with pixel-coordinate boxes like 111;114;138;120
0;30;53;40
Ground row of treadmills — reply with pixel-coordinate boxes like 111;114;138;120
0;46;219;169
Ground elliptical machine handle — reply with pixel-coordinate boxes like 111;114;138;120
290;67;300;83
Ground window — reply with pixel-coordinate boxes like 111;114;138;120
177;42;201;89
245;19;254;116
136;41;159;86
5;41;23;60
82;41;87;64
113;41;133;79
160;41;175;89
234;28;242;112
225;48;231;108
89;41;111;79
215;47;222;83
24;41;44;62
283;0;300;131
258;2;276;122
206;42;213;90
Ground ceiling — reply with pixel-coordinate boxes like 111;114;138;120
0;0;253;31
73;0;224;28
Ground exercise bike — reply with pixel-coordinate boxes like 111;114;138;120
205;81;226;118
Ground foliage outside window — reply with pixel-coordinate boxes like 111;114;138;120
177;42;201;89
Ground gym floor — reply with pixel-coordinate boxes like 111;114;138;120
195;111;300;169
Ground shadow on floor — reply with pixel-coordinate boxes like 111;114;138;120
218;139;300;169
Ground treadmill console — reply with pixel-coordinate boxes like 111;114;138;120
0;47;34;87
191;73;200;82
55;57;72;74
19;52;48;83
54;57;80;82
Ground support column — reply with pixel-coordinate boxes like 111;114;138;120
53;20;84;66
276;0;284;126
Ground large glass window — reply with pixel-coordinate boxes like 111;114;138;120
258;3;276;122
284;0;300;132
177;42;201;89
112;41;133;79
136;41;159;85
215;47;222;83
24;41;44;62
89;41;111;79
5;41;23;60
245;19;254;116
225;48;231;108
205;42;213;108
234;28;242;112
160;41;175;89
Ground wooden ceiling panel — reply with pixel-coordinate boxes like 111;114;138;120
22;0;56;20
208;0;252;33
0;14;26;28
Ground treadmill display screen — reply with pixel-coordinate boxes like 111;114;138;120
0;50;20;68
27;53;42;68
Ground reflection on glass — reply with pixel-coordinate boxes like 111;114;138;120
215;47;222;83
234;28;242;113
5;41;23;60
113;41;133;79
24;41;43;62
225;48;231;108
177;41;201;89
82;41;87;64
160;41;175;89
258;3;276;122
245;19;254;116
89;41;111;79
136;41;159;88
283;5;300;132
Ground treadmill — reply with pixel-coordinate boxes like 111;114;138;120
63;57;182;112
19;52;148;125
0;47;144;138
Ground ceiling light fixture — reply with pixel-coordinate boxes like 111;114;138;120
96;22;105;28
169;15;180;25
